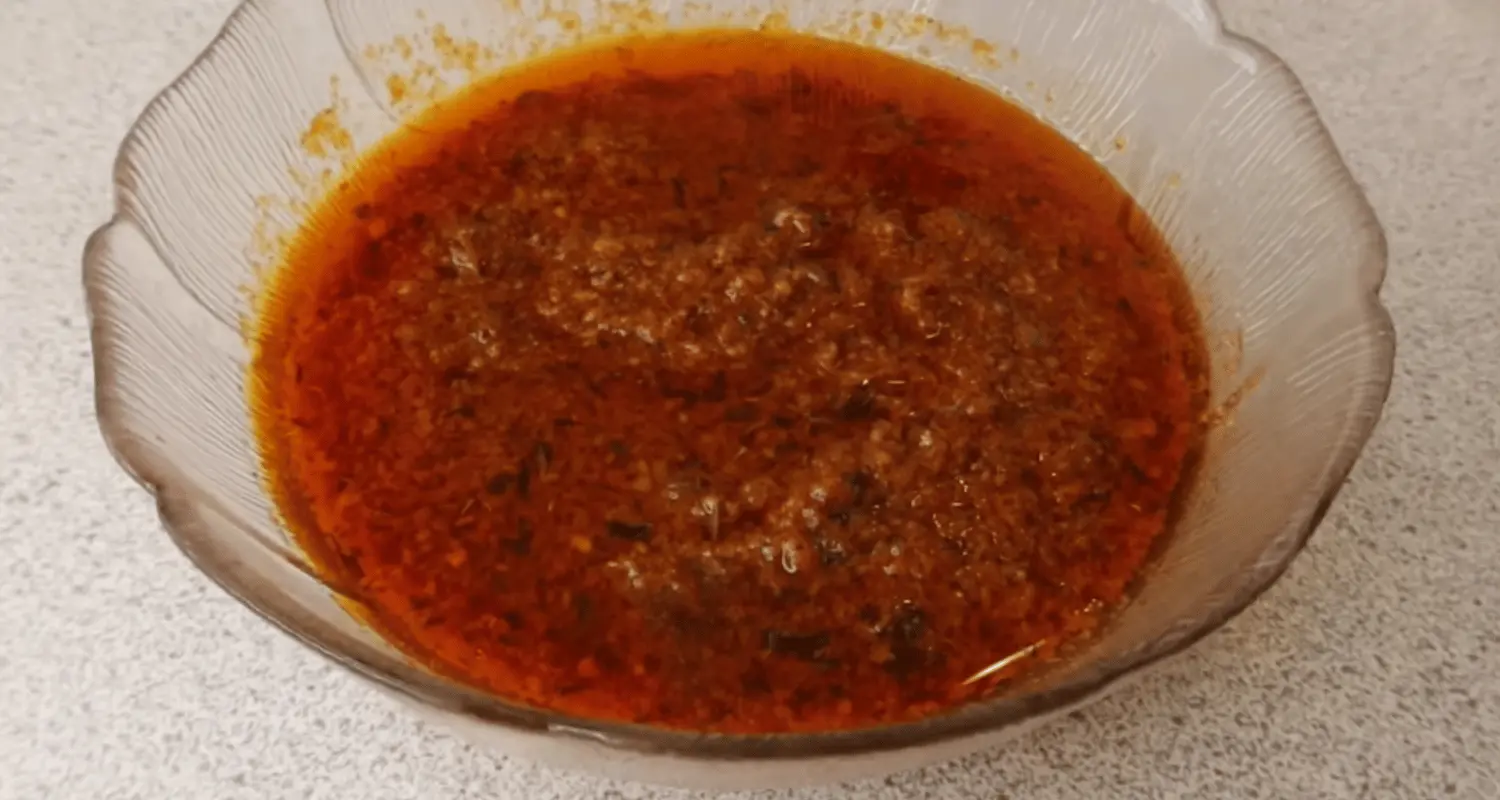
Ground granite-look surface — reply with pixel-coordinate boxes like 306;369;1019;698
2;0;1497;797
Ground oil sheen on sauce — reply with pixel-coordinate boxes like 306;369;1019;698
253;30;1209;733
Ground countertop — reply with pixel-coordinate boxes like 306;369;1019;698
2;0;1497;797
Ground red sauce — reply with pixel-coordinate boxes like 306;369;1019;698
253;31;1208;733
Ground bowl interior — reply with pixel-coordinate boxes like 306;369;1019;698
86;0;1393;767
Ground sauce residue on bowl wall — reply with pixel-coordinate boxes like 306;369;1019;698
253;30;1209;733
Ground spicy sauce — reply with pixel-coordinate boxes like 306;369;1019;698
253;31;1208;733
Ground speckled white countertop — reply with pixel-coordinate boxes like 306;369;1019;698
2;0;1498;797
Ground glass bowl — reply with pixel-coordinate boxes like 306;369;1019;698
83;0;1394;789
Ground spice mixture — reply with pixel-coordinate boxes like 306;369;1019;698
254;31;1208;733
